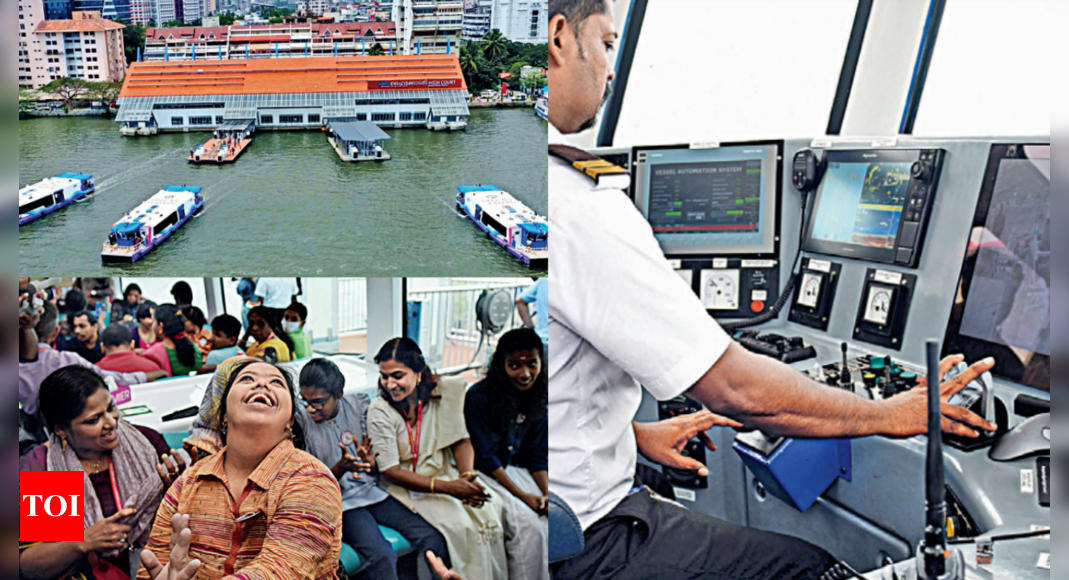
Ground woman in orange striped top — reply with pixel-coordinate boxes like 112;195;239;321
137;361;342;580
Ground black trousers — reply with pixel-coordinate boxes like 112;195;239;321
553;489;839;580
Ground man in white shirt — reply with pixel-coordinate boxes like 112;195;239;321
547;2;997;579
254;277;300;325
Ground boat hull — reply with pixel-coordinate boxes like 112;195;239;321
101;200;204;264
456;195;547;269
535;105;548;121
19;187;94;227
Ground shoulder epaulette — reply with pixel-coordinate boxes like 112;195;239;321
549;145;630;187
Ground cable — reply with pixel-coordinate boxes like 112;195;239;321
948;529;1050;545
721;191;809;332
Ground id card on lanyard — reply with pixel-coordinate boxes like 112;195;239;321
405;401;425;500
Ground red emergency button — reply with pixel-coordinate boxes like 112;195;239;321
751;301;765;313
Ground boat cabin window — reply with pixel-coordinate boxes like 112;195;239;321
156;211;179;232
20;194;56;215
481;213;508;237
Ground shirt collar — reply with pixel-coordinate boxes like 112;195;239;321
548;122;567;146
199;439;296;491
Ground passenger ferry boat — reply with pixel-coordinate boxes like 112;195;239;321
456;185;548;269
101;186;204;263
19;173;95;226
535;89;548;121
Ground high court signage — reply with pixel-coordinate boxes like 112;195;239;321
373;79;463;90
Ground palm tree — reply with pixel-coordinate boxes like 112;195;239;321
369;43;386;56
459;43;481;81
482;29;507;63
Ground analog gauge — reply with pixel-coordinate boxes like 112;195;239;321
798;273;823;308
864;286;894;325
701;269;741;311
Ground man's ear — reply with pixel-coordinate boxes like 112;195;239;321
548;14;569;68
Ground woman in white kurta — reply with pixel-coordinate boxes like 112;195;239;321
367;338;509;580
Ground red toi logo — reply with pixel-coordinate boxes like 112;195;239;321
20;471;85;542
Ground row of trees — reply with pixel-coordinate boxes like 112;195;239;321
27;78;124;111
459;30;548;94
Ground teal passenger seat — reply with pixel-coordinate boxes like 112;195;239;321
339;527;413;577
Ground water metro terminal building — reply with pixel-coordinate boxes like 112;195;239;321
115;54;471;135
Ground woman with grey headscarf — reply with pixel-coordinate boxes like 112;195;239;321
19;366;191;580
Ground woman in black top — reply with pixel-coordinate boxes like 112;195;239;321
464;328;549;580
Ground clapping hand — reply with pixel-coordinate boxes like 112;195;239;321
333;443;372;480
426;551;465;580
353;434;380;470
158;449;198;488
82;507;136;554
444;474;491;508
140;514;201;580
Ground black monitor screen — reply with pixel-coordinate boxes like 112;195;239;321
944;144;1050;391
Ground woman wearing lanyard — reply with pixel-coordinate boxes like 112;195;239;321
136;361;342;580
240;307;294;364
19;367;192;580
367;339;509;580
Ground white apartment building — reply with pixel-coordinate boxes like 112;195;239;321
19;0;46;87
393;0;464;55
130;0;154;25
491;0;545;43
22;11;127;89
462;0;492;42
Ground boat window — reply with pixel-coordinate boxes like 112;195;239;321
912;0;1049;136
481;213;508;237
613;0;859;146
19;194;56;215
156;211;179;232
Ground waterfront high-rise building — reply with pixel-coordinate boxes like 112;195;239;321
129;0;153;25
72;0;132;22
19;0;46;87
462;0;492;42
22;11;127;89
43;0;73;20
490;0;545;43
393;0;464;55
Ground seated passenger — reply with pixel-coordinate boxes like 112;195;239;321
137;361;343;580
199;314;245;375
185;358;255;457
57;310;106;364
240;306;295;364
184;307;213;360
366;338;509;580
282;303;313;360
97;324;162;375
299;359;450;580
143;305;204;377
130;304;159;355
20;299;167;425
110;284;145;327
465;329;549;580
19;366;191;580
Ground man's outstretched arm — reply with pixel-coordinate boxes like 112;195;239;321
687;342;997;440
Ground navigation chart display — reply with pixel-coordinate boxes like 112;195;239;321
809;161;912;249
632;143;781;256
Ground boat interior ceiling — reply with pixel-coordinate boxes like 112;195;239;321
555;2;1049;579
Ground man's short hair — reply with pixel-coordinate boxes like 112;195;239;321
101;324;133;348
211;314;242;340
73;310;98;327
35;301;59;340
171;281;194;305
550;0;610;31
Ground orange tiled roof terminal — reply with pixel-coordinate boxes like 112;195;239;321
118;54;467;98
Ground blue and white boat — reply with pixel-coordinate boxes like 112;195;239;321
101;186;204;263
19;173;95;226
534;89;548;121
456;185;548;269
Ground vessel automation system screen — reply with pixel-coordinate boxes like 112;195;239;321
631;143;781;256
945;144;1050;390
